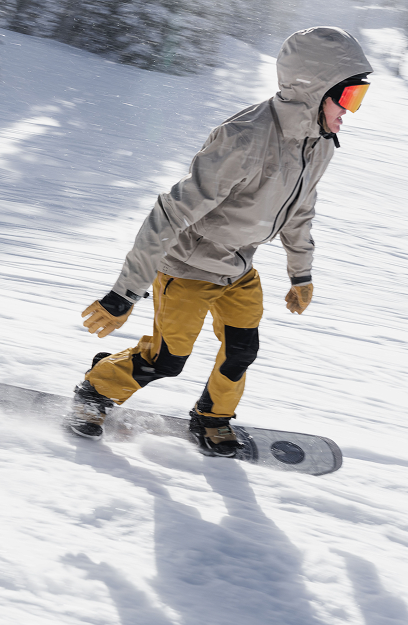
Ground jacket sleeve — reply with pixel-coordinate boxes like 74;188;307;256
279;188;316;285
112;124;251;300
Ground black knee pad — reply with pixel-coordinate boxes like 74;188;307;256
154;339;189;377
132;339;189;387
219;326;259;382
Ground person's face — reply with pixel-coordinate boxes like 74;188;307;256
323;97;347;133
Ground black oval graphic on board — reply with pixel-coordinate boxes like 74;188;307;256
271;441;305;464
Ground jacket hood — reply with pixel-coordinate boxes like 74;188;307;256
274;26;373;139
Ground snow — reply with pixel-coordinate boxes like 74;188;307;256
1;27;408;625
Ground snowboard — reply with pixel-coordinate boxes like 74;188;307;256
0;383;342;476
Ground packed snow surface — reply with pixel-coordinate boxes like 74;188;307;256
1;28;408;625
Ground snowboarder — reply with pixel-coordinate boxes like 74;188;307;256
71;27;372;455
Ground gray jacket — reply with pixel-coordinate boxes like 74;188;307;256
113;27;372;301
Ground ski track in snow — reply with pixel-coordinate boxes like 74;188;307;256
0;28;408;625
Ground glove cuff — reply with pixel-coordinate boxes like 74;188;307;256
99;291;133;317
290;275;312;286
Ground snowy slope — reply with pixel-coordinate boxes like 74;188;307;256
1;28;408;625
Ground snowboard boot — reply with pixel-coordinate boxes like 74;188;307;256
69;353;113;440
189;408;243;457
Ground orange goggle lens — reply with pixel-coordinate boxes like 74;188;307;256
338;83;370;113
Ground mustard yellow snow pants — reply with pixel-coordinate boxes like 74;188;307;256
86;268;263;419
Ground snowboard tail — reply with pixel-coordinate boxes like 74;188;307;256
0;383;342;475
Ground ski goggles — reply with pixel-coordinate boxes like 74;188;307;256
335;83;370;113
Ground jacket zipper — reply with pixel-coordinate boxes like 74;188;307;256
236;251;247;270
264;137;308;242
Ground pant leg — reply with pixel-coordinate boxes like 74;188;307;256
196;268;263;419
86;272;216;404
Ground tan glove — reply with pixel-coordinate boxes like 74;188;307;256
82;301;133;338
285;284;313;314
